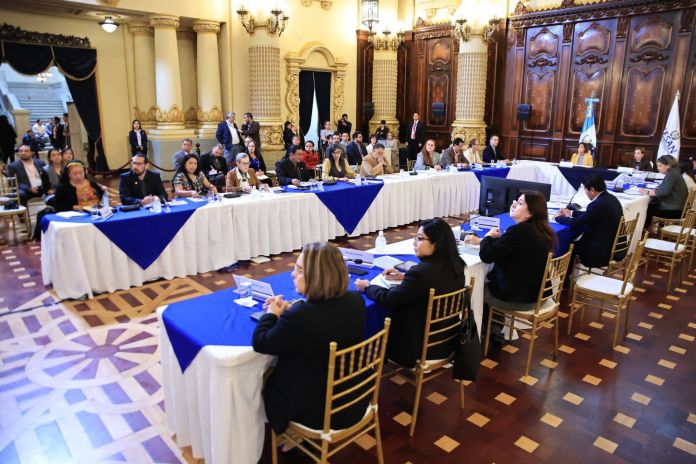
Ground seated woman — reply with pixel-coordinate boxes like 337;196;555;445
414;139;441;171
301;140;320;173
226;153;267;192
54;160;106;212
61;147;74;163
570;143;593;166
321;146;356;180
640;155;689;225
253;242;368;435
629;146;653;171
355;218;465;368
43;148;63;193
680;159;696;191
172;154;218;198
465;191;555;307
462;139;483;165
365;134;378;155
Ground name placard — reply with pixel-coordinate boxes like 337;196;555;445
472;216;500;229
97;206;113;220
559;161;574;168
338;247;374;268
616;166;633;173
233;275;275;301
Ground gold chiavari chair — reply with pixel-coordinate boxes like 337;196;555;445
642;210;696;292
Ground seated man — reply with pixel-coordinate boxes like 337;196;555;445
275;146;311;186
8;144;48;205
555;174;623;269
119;153;167;206
482;135;509;164
199;143;228;188
172;138;196;170
438;137;468;169
360;143;393;177
226;153;269;192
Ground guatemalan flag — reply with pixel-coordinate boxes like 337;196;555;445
657;92;681;158
579;96;598;148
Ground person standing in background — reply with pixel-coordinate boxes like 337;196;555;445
240;113;262;156
337;114;352;135
128;119;148;155
406;113;424;162
0;115;17;164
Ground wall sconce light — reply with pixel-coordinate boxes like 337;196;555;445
452;18;470;41
483;16;501;42
237;4;289;36
361;0;380;33
99;16;119;33
369;27;404;51
453;16;501;42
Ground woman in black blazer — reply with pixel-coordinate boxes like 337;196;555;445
128;119;148;155
253;242;368;435
465;190;555;305
355;218;466;368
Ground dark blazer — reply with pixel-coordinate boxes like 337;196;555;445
118;170;167;205
629;157;653;172
482;145;502;163
275;157;310;186
365;257;466;368
406;121;425;145
345;141;367;165
199;153;229;179
479;221;551;304
53;123;66;150
253;292;368;434
54;180;104;212
215;121;243;151
241;121;261;152
555;191;623;268
653;168;688;212
128;130;148;155
337;120;352;135
247;152;267;173
8;159;49;194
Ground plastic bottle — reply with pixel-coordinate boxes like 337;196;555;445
152;196;162;213
101;190;109;209
356;175;363;187
375;231;387;252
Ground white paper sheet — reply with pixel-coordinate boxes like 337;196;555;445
373;256;403;270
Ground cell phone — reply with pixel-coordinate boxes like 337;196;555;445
394;261;417;272
347;265;368;276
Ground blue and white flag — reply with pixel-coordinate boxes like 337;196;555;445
579;96;599;148
657;92;681;158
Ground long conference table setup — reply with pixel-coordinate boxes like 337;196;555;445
41;160;651;300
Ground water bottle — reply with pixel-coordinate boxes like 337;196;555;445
101;190;109;208
375;231;387;252
356;175;363;187
152;196;162;213
164;202;171;213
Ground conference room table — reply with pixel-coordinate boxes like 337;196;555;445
41;162;651;299
157;253;415;464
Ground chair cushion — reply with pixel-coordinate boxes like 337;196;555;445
507;298;557;316
0;205;27;215
575;274;633;297
662;224;695;236
645;238;685;253
290;404;375;440
491;296;557;316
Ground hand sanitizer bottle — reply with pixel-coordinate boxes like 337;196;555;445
375;230;387;252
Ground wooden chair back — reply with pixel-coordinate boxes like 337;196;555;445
672;210;696;252
407;159;416;171
533;245;574;315
321;318;391;435
610;215;638;263
0;175;21;203
681;188;696;218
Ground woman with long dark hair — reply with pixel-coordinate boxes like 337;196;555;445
355;218;466;367
414;139;441;170
43;148;64;191
321;146;355;180
172;154;217;198
128;119;148;155
282;121;294;151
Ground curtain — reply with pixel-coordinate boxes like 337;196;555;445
298;71;315;137
314;72;331;131
1;41;109;171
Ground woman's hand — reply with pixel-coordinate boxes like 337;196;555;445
463;234;482;245
101;185;109;193
354;279;370;292
381;268;405;281
264;295;290;317
434;164;442;170
485;227;501;238
191;191;199;198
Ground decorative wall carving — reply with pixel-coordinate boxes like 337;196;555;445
569;70;605;133
184;106;197;123
196;105;223;122
681;8;695;32
577;22;611;55
128;23;152;35
133;105;157;124
516;28;525;47
563;23;574;43
528;57;557;68
155;104;185;123
259;125;284;150
301;0;332;10
617;17;630;39
630;51;669;63
149;15;179;29
192;21;221;34
575;54;608;65
451;126;486;147
529;28;559;58
632;17;673;51
0;23;90;48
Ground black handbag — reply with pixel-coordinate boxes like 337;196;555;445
452;291;482;381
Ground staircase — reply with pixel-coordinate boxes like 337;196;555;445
15;97;66;127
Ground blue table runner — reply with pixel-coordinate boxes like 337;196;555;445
162;254;418;372
556;166;620;190
283;181;384;234
41;199;206;269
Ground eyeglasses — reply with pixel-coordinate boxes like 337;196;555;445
413;235;431;243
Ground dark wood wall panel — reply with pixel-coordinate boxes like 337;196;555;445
496;0;696;166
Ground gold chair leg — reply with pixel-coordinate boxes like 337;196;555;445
271;430;279;464
409;367;425;437
374;414;385;464
524;320;539;377
624;300;631;336
612;304;621;348
320;439;330;464
483;307;493;357
553;315;559;357
667;260;674;292
459;380;465;410
567;291;577;336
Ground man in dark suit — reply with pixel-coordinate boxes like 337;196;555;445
119;153;167;206
199;143;228;188
406;112;424;161
8;144;48;205
482;134;509;164
275;146;310;186
240;112;262;155
336;113;352;135
555;174;624;268
216;111;244;165
345;131;367;166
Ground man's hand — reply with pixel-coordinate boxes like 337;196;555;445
140;195;154;206
354;279;370;292
292;179;302;187
558;208;572;218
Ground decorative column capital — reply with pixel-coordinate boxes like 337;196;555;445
128;23;152;35
149;15;180;30
192;20;221;34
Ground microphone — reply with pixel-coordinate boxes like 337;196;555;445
566;187;582;211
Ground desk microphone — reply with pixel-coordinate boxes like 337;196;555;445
566;187;582;211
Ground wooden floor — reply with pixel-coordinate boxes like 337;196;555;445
0;210;695;463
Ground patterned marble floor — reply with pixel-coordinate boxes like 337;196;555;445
0;213;695;464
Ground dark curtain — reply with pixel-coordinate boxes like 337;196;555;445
298;71;315;137
1;41;109;171
314;72;331;131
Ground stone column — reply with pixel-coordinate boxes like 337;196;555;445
451;35;488;146
192;20;222;138
128;23;157;129
149;15;187;131
177;29;198;129
249;35;284;151
369;44;400;137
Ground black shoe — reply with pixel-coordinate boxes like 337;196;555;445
217;264;240;273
